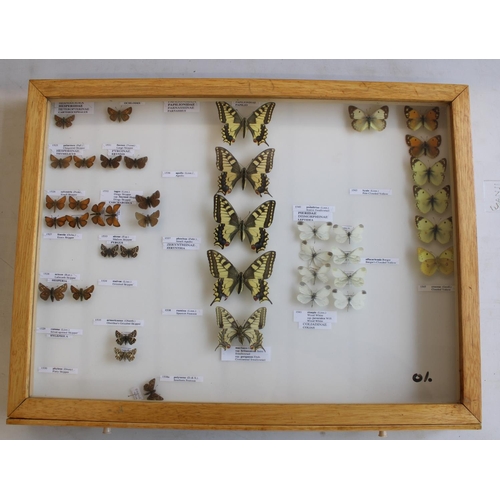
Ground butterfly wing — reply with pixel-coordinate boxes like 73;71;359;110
38;283;51;301
124;156;148;169
425;135;442;159
245;102;275;145
332;289;349;309
215;147;243;194
349;290;367;310
244;148;275;196
298;222;332;241
411;158;447;186
332;247;363;264
418;247;438;276
414;186;450;214
207;250;240;305
136;190;161;209
105;204;121;227
55;115;75;128
423;107;440;131
81;285;94;300
242;251;276;303
404;106;424;131
241;307;267;351
148;210;160;227
331;268;350;288
216;102;243;144
299;241;333;267
349;106;388;132
349;106;369;132
52;283;67;301
213;194;241;249
215;306;240;350
333;224;364;244
119;107;132;122
368;106;389;131
436;247;454;275
243;200;276;252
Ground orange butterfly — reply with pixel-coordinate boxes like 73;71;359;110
100;155;122;169
50;154;72;169
115;330;137;345
66;213;89;229
70;285;94;301
135;210;160;227
54;115;75;129
38;283;67;302
91;202;106;226
73;155;96;168
105;204;121;227
406;135;441;159
136;190;160;209
68;196;90;210
124;156;148;169
404;106;439;132
45;195;66;212
107;107;132;122
45;215;67;228
100;244;119;257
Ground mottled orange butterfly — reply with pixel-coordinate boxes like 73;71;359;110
68;196;90;210
73;155;96;168
45;195;66;212
100;155;122;169
66;213;89;228
100;244;119;257
70;285;94;301
54;115;75;129
406;135;441;159
45;215;67;228
136;190;160;209
114;348;136;361
105;204;121;227
120;245;139;258
115;330;137;345
38;283;67;302
107;107;132;122
404;106;440;132
124;156;148;169
91;202;106;226
50;154;72;169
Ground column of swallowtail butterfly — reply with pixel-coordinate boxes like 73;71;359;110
404;106;454;278
209;101;277;353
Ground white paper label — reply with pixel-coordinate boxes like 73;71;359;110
293;205;335;222
164;101;200;112
360;257;399;265
162;237;201;250
160;375;203;382
162;171;198;178
232;100;261;108
38;367;78;374
120;101;145;106
46;189;86;197
102;143;139;155
99;234;137;243
93;318;144;326
350;188;392;196
48;144;88;156
299;322;332;330
162;308;203;316
37;327;83;338
129;387;143;400
54;102;94;114
220;346;271;362
98;279;137;287
483;180;500;212
293;310;336;323
100;190;141;205
43;233;83;240
418;285;455;292
39;272;80;283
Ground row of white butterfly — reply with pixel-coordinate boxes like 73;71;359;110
297;222;364;244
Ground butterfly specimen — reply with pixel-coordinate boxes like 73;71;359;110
54;114;75;129
207;250;276;305
332;224;364;244
100;244;119;257
68;196;90;210
120;245;139;258
124;156;148;169
299;241;333;267
417;247;454;276
45;195;66;212
114;348;136;361
331;247;364;265
404;106;440;132
415;216;453;245
91;201;106;226
215;147;275;196
143;378;163;400
215;306;266;351
331;267;367;288
70;285;94;301
332;290;367;310
348;105;389;132
216;101;275;146
406;135;441;158
105;204;121;227
38;282;67;302
100;154;122;169
213;194;276;252
73;155;96;168
45;215;67;228
66;213;89;229
135;210;160;227
107;107;132;122
297;283;332;307
49;154;72;169
413;185;451;214
411;157;447;187
298;264;331;285
115;330;137;345
136;190;160;209
297;221;332;241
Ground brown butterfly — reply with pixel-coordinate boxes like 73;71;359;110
114;347;136;361
105;204;121;227
143;378;163;401
100;244;119;257
68;196;90;210
66;213;89;229
136;190;160;209
50;154;72;169
38;282;67;302
91;202;106;226
45;195;66;212
100;154;122;169
135;210;160;228
73;155;96;168
115;330;137;345
120;245;139;258
406;135;441;159
404;106;440;132
70;285;94;301
107;107;132;122
45;215;67;228
124;156;148;169
54;115;75;129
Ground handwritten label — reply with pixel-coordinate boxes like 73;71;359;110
99;234;137;243
98;280;137;287
360;257;399;265
350;188;392;196
48;144;88;155
484;180;500;212
162;237;201;250
164;101;200;112
162;171;198;178
293;205;335;222
100;190;141;205
93;318;144;326
102;143;139;156
162;308;203;316
418;285;455;292
38;367;78;374
220;346;271;362
54;102;94;114
39;272;80;283
37;327;83;338
43;233;83;240
160;375;203;382
129;387;143;400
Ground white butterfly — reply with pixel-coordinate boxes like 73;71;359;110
298;264;331;285
297;282;331;307
297;221;332;241
299;241;333;267
331;247;364;265
331;267;367;288
332;289;367;310
332;224;364;244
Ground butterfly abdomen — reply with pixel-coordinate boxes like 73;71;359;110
237;272;244;295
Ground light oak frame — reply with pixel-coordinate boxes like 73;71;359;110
7;79;480;431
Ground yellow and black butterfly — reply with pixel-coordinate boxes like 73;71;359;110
114;347;136;361
215;307;266;352
100;244;119;257
348;105;389;132
50;154;72;169
107;107;132;122
115;330;137;345
73;155;96;168
135;210;160;227
207;249;276;305
105;204;121;227
45;195;66;212
54;115;75;129
70;285;94;301
66;213;89;229
213;194;275;252
417;247;454;276
120;245;139;258
405;106;440;132
413;185;450;214
45;215;67;228
38;282;67;302
216;101;275;146
68;196;90;210
100;154;122;169
91;201;106;226
124;156;148;169
411;158;447;186
215;147;274;196
136;190;160;209
406;135;441;158
415;216;453;245
143;378;163;400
